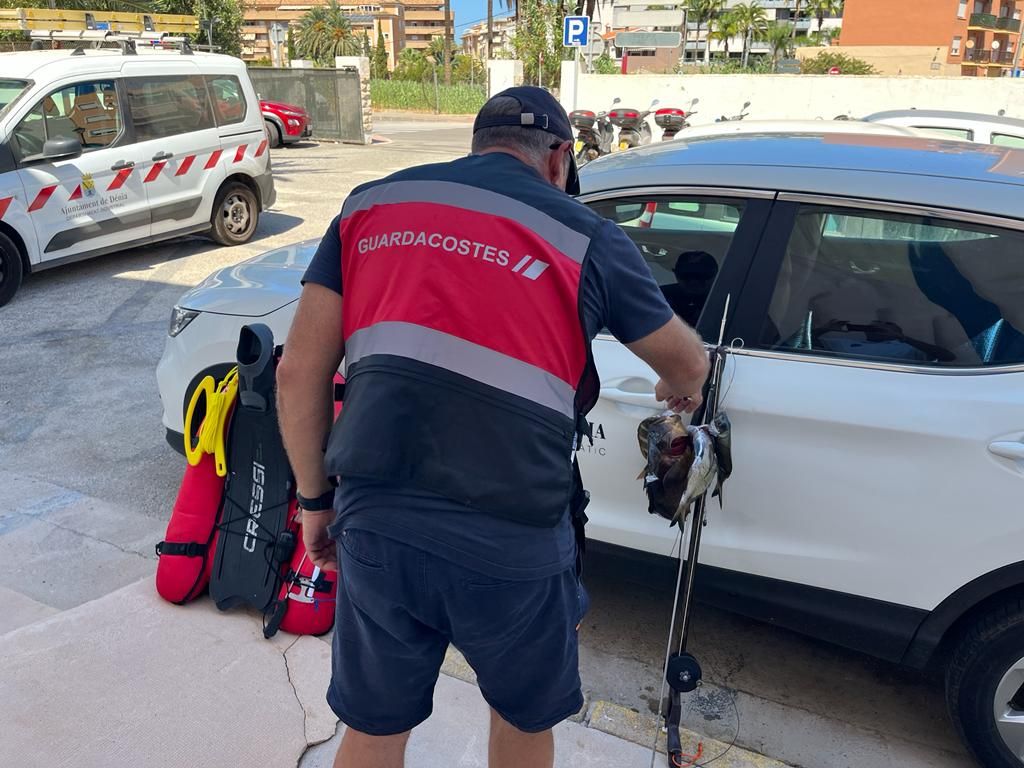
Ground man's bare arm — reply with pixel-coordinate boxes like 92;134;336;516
626;315;709;414
277;283;345;498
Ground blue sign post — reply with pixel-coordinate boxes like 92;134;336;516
563;16;589;47
564;17;589;111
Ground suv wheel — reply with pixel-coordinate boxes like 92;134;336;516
210;182;259;246
0;230;24;307
947;597;1024;768
265;120;283;149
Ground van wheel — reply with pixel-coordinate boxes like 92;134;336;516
0;231;24;307
210;183;259;246
266;121;282;149
947;597;1024;768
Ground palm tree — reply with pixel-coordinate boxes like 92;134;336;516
443;0;452;84
731;2;769;68
710;10;741;60
765;21;793;65
686;0;723;65
807;0;842;36
487;0;494;59
791;0;802;38
296;1;360;64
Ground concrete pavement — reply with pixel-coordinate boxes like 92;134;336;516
0;576;792;768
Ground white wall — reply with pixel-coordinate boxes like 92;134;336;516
561;72;1024;125
487;60;524;97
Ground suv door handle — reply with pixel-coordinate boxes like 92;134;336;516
601;377;661;409
152;151;173;161
989;441;1024;461
110;160;135;171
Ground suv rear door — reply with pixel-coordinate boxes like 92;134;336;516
714;196;1024;655
13;76;151;265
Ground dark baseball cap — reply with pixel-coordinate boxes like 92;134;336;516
473;86;580;195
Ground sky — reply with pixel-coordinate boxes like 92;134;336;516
453;0;512;41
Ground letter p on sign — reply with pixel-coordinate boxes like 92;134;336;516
564;16;589;47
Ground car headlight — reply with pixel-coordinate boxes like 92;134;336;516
168;306;199;337
281;109;305;118
287;118;300;127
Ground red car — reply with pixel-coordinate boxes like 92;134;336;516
260;99;313;148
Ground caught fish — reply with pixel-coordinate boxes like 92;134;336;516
672;425;719;527
637;413;694;521
708;411;732;507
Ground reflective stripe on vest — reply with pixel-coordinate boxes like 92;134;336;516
339;180;591;415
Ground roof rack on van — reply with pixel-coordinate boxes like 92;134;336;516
0;9;198;36
28;29;195;55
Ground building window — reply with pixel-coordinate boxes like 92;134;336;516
958;0;968;19
952;35;963;55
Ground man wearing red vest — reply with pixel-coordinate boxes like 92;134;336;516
277;87;709;767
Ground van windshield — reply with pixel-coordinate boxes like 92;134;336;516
0;79;29;113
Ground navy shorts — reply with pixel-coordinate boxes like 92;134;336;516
328;528;589;735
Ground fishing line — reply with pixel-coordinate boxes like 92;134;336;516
676;623;741;768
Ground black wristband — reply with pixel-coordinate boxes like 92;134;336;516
296;489;335;512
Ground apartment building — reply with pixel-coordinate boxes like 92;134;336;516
605;0;839;71
462;16;516;60
840;0;1022;77
241;0;453;67
402;0;451;52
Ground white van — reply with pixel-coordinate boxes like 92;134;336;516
0;46;275;306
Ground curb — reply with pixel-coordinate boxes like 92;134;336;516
440;648;793;768
374;109;476;123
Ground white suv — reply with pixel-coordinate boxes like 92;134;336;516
0;46;275;306
158;131;1024;768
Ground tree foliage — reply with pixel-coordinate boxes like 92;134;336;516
731;2;769;67
764;21;794;63
592;52;619;74
800;50;876;74
295;0;360;66
508;0;570;87
372;26;389;79
806;0;843;32
388;46;482;85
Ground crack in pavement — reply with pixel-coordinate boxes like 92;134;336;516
281;636;311;754
7;511;154;561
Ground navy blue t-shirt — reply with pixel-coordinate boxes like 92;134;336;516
304;152;673;579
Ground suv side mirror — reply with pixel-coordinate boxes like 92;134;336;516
43;136;82;162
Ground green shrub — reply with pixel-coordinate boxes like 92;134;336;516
800;51;877;75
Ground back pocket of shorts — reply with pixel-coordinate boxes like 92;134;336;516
339;529;387;571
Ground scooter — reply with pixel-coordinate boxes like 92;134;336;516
609;99;659;151
654;98;699;140
715;100;751;123
570;97;619;166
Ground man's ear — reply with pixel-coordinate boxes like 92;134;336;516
547;141;569;188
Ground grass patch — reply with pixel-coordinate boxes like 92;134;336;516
371;79;486;114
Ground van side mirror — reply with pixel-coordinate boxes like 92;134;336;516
43;136;82;162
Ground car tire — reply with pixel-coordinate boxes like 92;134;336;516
266;120;283;149
210;182;259;246
0;230;24;307
947;597;1024;768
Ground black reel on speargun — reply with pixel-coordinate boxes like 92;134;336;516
653;298;734;768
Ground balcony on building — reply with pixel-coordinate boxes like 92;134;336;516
612;3;687;28
970;12;1022;32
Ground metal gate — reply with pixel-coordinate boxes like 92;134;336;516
247;67;365;143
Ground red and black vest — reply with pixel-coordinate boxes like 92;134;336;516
324;158;600;527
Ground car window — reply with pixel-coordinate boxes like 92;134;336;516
207;75;246;127
0;78;28;115
12;80;121;160
760;205;1024;367
992;132;1024;149
914;126;973;141
127;75;214;141
588;196;746;327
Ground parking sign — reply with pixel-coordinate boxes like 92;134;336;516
563;16;589;47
